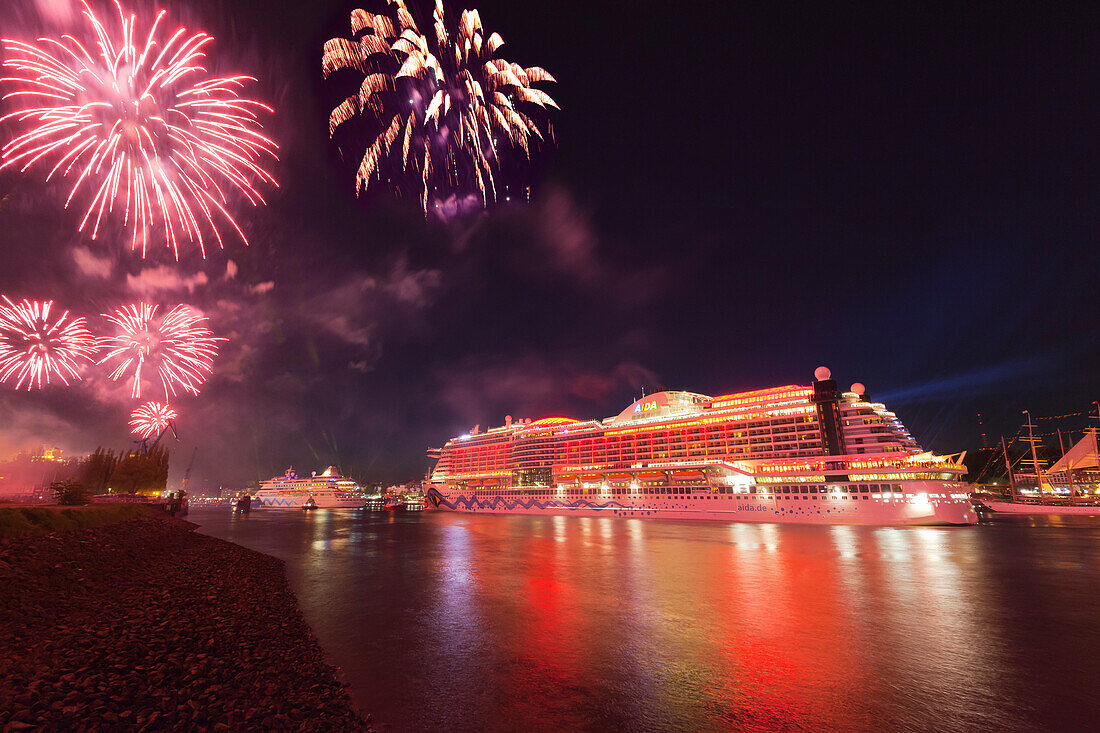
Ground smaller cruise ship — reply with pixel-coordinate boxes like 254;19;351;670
253;466;368;509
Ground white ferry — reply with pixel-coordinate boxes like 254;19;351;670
252;466;368;509
425;368;977;526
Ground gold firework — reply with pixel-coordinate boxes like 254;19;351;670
323;0;557;215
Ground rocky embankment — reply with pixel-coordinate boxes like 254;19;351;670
0;512;372;732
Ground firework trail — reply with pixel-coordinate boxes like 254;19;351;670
99;302;224;400
0;296;97;389
323;0;557;216
0;1;278;258
129;400;178;439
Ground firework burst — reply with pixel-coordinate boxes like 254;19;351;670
129;400;177;439
0;1;279;258
323;0;557;216
98;302;223;400
0;296;98;389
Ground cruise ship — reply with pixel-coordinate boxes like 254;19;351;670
252;466;368;509
425;368;977;525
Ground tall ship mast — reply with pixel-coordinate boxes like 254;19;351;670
425;367;977;525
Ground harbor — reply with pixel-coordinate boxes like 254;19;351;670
0;0;1095;728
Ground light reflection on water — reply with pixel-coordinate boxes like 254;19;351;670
192;509;1100;731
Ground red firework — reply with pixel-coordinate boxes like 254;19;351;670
0;296;97;390
129;400;178;439
99;302;224;400
0;1;278;258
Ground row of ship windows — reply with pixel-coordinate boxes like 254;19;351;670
460;412;903;450
446;451;835;473
462;483;907;496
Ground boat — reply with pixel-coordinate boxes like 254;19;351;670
981;501;1100;516
252;467;368;509
424;367;977;526
979;429;1100;516
402;496;425;511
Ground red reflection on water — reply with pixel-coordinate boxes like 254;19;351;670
194;510;1100;731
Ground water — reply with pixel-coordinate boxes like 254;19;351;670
191;509;1100;731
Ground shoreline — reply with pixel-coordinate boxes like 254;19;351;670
0;508;372;731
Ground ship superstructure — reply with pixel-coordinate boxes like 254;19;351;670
425;368;976;525
253;466;367;509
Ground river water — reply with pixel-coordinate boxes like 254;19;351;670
191;508;1100;731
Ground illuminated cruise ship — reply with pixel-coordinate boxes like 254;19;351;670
253;466;368;509
425;368;977;525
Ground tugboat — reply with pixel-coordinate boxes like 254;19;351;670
303;495;319;511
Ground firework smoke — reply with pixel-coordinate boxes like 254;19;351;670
323;0;557;216
0;0;279;258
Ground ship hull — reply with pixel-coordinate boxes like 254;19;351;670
982;501;1100;517
426;486;976;526
253;493;366;509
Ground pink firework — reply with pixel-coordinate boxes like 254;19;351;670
99;302;224;400
129;400;177;439
0;296;97;390
0;1;278;258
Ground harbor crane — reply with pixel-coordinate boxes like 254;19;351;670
132;420;179;456
181;447;198;491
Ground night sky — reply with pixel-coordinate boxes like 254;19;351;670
0;0;1097;488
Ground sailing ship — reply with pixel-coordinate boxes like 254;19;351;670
979;412;1100;515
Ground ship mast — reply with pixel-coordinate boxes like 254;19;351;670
1057;428;1075;503
1002;435;1016;501
1023;410;1044;505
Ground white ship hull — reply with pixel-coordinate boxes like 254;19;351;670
427;482;976;526
253;491;366;509
983;501;1100;517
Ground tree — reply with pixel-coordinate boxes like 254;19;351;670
108;446;170;495
80;448;119;494
51;480;91;505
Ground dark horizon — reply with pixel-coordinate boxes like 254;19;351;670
0;0;1097;488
